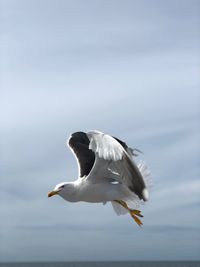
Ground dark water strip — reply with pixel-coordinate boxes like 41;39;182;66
0;261;199;267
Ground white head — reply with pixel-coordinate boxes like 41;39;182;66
48;182;75;201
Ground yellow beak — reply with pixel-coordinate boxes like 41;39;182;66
48;190;58;197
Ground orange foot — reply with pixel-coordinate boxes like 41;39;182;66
114;200;144;227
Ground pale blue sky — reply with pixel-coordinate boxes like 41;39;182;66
0;0;200;262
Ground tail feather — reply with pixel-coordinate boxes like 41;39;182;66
111;201;128;216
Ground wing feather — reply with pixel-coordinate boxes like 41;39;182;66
68;132;95;177
87;131;124;161
112;136;142;157
87;131;148;201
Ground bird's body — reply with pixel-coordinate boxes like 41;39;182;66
58;178;130;203
48;130;151;226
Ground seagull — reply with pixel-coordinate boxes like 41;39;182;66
48;130;151;226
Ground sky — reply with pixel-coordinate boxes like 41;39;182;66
0;0;200;262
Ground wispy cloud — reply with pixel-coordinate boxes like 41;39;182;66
0;0;199;262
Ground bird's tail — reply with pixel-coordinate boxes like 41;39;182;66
111;201;128;215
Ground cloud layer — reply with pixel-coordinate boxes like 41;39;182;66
0;0;200;262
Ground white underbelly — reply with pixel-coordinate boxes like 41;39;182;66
76;183;127;203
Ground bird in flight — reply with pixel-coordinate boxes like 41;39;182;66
48;130;151;226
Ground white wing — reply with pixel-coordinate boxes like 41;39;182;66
86;131;149;201
88;130;124;161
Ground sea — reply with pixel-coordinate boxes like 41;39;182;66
0;262;199;267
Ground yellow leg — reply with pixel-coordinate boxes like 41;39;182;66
114;200;143;227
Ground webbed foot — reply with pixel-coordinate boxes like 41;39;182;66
114;200;144;226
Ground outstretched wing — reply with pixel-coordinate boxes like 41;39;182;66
86;130;149;201
67;132;95;177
